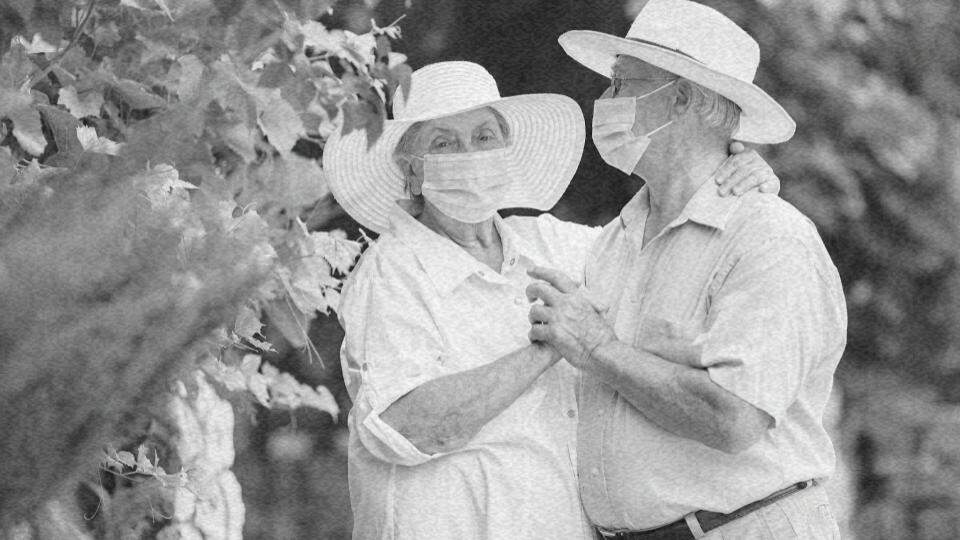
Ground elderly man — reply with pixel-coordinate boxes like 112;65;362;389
527;1;847;539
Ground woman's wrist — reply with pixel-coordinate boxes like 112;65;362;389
530;342;562;365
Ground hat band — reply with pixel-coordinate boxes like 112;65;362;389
627;37;703;64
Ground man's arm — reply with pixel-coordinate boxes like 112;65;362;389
584;340;772;453
525;266;779;454
381;343;559;455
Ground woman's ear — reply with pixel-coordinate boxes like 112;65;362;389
397;156;424;196
409;172;424;196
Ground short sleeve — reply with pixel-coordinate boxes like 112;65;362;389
338;249;451;466
700;234;846;424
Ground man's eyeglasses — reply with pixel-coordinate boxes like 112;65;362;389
609;76;677;97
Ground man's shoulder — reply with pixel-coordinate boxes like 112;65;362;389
726;193;842;289
730;192;821;243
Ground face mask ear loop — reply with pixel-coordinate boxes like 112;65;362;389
646;119;674;137
629;80;677;137
636;79;677;100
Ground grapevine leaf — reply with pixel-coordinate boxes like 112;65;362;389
246;335;275;352
263;298;309;349
176;54;205;102
302;385;339;418
58;85;104;118
314;230;362;274
8;0;34;24
14;33;61;54
119;106;209;170
120;0;169;18
250;87;304;155
257;62;294;89
239;154;328;214
135;445;154;473
132;163;197;207
37;105;81;166
153;0;175;20
82;138;120;160
0;147;17;187
116;450;137;468
233;305;263;341
0;88;46;155
92;21;122;48
111;79;167;110
0;44;36;90
76;126;123;155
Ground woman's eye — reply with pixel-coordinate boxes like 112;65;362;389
477;130;498;143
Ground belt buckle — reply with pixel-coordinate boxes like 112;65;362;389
596;527;626;539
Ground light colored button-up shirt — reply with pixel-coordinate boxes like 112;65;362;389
579;179;847;530
338;205;599;540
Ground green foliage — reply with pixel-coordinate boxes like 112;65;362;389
0;0;408;532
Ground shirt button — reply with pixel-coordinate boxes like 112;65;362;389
509;257;517;265
591;467;600;476
567;409;576;418
514;296;524;305
361;363;370;372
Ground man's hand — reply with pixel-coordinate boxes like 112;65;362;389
525;266;617;371
715;142;780;196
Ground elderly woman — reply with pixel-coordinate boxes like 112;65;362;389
323;61;778;540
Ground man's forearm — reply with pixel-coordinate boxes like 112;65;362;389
380;344;558;455
590;340;771;453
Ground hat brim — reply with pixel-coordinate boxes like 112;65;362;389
559;30;795;144
323;94;585;234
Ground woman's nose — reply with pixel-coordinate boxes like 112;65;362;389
463;141;484;153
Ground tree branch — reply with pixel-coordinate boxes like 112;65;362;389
21;0;97;91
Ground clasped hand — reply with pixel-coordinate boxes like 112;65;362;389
525;266;617;371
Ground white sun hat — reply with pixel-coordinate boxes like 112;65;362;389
559;0;795;144
322;61;585;234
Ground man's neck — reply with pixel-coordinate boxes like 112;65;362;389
641;145;727;230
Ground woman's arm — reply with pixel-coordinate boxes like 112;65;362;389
380;343;559;455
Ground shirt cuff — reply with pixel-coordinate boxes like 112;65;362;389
355;375;449;467
707;364;790;426
359;409;441;467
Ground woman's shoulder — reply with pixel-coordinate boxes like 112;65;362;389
339;233;427;307
503;213;601;246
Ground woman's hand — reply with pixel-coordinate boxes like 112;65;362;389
714;142;780;196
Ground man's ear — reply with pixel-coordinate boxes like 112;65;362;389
671;80;695;119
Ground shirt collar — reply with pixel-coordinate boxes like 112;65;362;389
386;205;521;295
619;172;742;233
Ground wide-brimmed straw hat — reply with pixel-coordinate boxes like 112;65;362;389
323;61;585;233
559;0;795;144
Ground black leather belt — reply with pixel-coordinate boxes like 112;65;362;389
596;479;818;540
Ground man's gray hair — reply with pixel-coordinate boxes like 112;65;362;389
676;79;741;136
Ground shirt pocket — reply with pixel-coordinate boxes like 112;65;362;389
634;315;706;368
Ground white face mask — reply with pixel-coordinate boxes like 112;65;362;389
592;80;675;175
417;147;513;223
